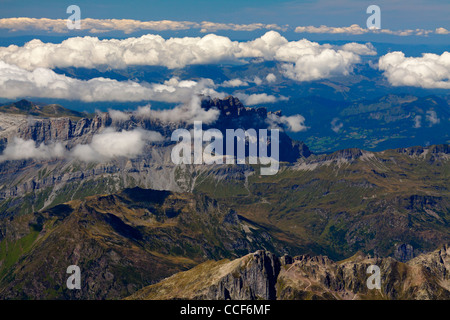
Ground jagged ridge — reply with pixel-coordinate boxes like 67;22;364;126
128;245;450;300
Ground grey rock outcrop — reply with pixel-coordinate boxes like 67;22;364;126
206;250;281;300
0;96;311;215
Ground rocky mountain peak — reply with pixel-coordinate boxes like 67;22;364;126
0;97;312;161
129;246;450;300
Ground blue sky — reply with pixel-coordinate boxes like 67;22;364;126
0;0;449;118
0;0;449;46
1;0;449;30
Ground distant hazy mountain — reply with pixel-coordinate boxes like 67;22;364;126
0;99;87;119
277;94;450;153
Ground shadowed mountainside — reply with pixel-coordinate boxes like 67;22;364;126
0;187;284;299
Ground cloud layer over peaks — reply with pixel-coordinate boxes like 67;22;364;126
71;128;163;162
0;61;224;102
0;128;164;163
132;95;221;125
0;31;376;83
0;137;65;162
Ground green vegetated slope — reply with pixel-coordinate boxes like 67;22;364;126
194;145;450;260
0;145;449;299
0;187;281;299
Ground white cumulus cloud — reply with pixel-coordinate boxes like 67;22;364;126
0;137;65;162
0;31;375;84
0;61;224;102
0;34;242;70
266;73;277;83
133;95;221;124
436;27;450;35
234;93;288;106
280;47;361;81
426;110;440;126
379;51;450;89
0;128;164;163
108;109;130;122
267;114;308;132
71;128;163;162
220;79;249;87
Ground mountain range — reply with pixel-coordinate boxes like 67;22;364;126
0;96;449;299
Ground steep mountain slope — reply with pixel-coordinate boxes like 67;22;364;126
0;97;449;295
0;100;449;261
0;187;282;299
0;96;310;216
194;145;450;260
128;245;450;300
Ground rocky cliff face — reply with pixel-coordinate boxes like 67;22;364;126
0;96;311;215
17;116;108;146
128;245;450;300
127;250;283;300
205;250;281;300
1;96;311;157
